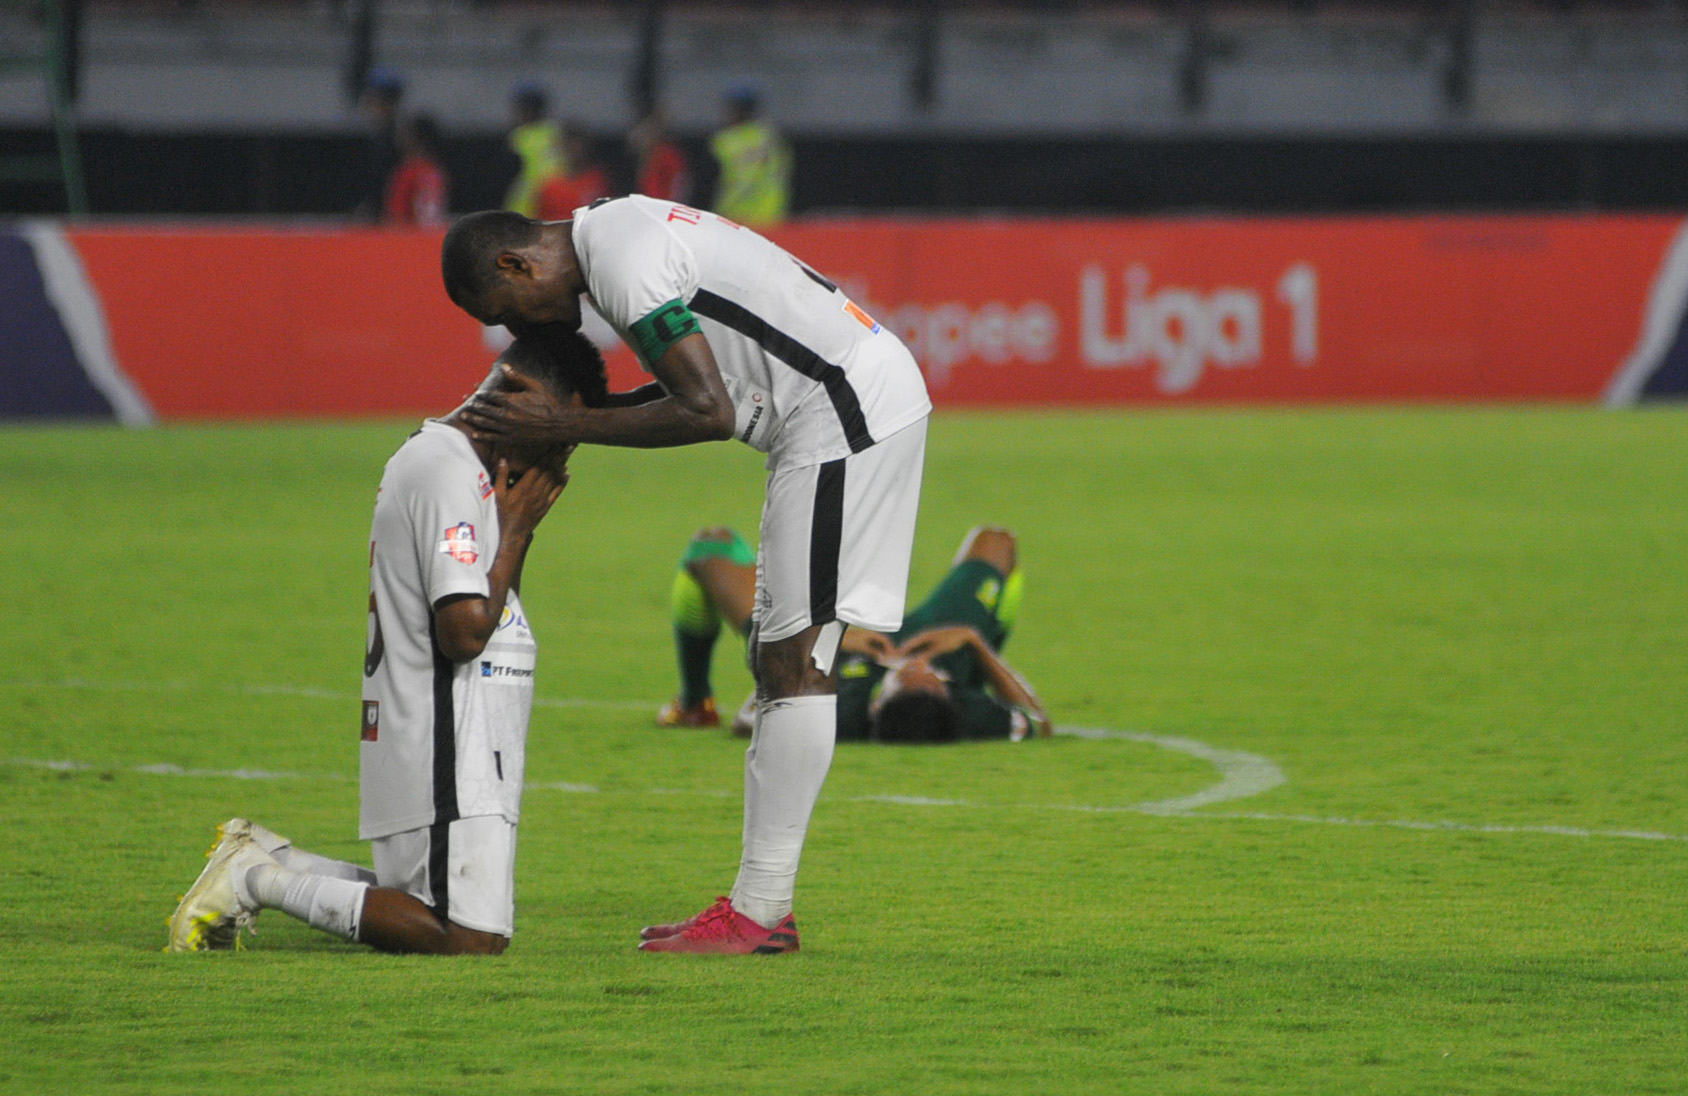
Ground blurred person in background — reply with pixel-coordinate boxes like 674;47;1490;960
709;81;791;228
629;107;690;204
384;113;450;227
355;66;406;221
505;81;567;218
535;121;609;220
659;524;1051;744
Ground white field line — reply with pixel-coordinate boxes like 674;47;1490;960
1059;725;1286;812
0;678;650;711
1184;810;1688;843
7;757;352;782
6;681;1684;844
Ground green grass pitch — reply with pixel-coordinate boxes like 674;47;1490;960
2;406;1685;1094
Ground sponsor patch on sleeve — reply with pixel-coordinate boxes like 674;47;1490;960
477;470;493;500
439;522;479;565
844;298;882;334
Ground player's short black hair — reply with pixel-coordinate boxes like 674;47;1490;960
496;326;609;408
440;210;543;309
872;688;963;745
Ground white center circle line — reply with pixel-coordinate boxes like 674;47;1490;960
6;679;1683;843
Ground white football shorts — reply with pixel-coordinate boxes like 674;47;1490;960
371;815;518;937
755;414;928;645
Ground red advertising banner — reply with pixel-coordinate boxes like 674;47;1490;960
771;215;1682;404
67;226;491;419
60;214;1684;419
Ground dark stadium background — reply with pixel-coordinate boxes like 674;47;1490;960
6;1;1688;217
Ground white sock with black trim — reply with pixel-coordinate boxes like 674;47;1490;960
730;694;836;928
241;862;369;941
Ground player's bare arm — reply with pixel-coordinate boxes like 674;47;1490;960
897;626;1054;737
597;382;668;408
463;331;733;449
839;627;895;663
435;457;564;661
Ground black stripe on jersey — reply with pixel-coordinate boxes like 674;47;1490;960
428;617;460;827
689;289;876;453
426;617;459;924
809;458;846;624
427;819;451;924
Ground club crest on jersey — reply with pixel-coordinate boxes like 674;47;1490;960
439;523;478;565
477;470;493;500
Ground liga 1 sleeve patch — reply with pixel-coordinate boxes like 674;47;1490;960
628;299;701;366
439;522;479;565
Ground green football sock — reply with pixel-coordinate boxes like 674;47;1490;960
671;567;720;707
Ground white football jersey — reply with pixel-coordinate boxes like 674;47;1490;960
570;194;932;469
360;420;537;840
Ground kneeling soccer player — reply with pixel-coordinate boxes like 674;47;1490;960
658;524;1053;743
167;332;604;954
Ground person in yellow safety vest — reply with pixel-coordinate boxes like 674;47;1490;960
709;82;791;229
505;82;567;218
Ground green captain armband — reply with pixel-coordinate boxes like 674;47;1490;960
628;299;702;366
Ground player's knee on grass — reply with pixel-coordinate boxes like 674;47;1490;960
440;921;510;956
358;887;510;956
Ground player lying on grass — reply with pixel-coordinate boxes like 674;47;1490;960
166;332;603;955
659;524;1053;743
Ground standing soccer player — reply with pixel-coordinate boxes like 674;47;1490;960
440;196;932;954
166;335;598;955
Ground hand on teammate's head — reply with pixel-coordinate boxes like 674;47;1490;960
463;365;579;449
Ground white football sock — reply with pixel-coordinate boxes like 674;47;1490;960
273;847;377;886
242;862;369;941
247;821;377;885
730;694;836;928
